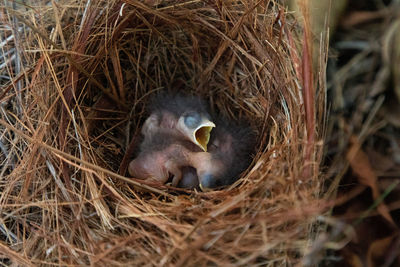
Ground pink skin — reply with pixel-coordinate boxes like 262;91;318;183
129;111;227;188
141;112;181;139
128;143;220;186
128;144;186;185
130;113;191;185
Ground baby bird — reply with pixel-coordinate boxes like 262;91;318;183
128;93;255;190
141;94;215;152
128;131;202;186
195;115;255;190
128;93;216;186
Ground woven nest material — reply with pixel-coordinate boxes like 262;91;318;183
1;0;326;265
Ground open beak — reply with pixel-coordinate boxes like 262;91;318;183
178;116;215;151
192;120;215;152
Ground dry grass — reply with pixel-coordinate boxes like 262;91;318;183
0;0;327;265
320;1;400;265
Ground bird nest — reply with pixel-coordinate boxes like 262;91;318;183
1;0;326;265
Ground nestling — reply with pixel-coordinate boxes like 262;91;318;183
128;93;255;190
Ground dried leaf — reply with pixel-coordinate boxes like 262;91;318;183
366;234;396;267
366;149;396;175
342;249;363;267
346;136;396;226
